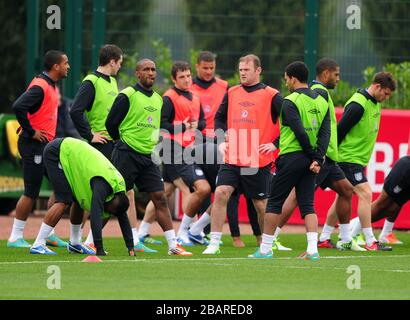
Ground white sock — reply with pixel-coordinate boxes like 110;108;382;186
339;224;352;243
70;224;82;246
306;232;318;254
380;220;395;238
132;228;140;246
138;221;151;239
9;218;26;242
319;224;334;242
209;232;222;247
362;227;376;246
49;228;55;236
177;214;194;237
350;217;362;237
164;230;177;249
33;223;54;247
260;233;275;254
272;227;281;240
85;230;94;245
189;212;211;236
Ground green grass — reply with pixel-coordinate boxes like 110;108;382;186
1;233;410;300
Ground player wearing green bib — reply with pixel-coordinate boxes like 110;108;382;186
249;61;330;261
106;59;192;256
70;44;123;159
69;45;144;253
30;138;135;256
272;58;363;252
337;72;396;251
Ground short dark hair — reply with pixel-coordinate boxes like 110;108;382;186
44;50;66;71
239;54;261;69
99;44;123;66
373;72;396;91
316;58;339;75
285;61;309;83
171;61;191;79
197;51;216;63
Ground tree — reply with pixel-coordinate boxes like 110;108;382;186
185;0;305;86
0;2;27;113
363;1;410;65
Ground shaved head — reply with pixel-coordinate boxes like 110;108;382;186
135;59;157;89
136;59;155;71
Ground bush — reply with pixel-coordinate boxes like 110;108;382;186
118;41;410;110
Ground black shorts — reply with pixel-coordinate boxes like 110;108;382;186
43;138;74;204
162;163;179;183
315;157;346;190
339;162;367;186
91;140;115;160
162;163;206;188
111;142;164;193
383;156;410;206
200;163;219;192
194;142;222;192
216;163;271;199
18;136;48;198
266;152;316;217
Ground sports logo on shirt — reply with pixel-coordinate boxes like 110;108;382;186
241;110;248;118
354;172;363;182
148;116;153;124
204;105;211;113
144;106;157;112
34;155;42;164
239;101;255;108
393;185;402;194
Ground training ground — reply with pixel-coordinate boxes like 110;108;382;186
0;215;410;300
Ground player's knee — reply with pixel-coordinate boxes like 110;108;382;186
339;184;354;198
152;192;168;208
196;181;211;198
214;186;231;202
357;189;372;202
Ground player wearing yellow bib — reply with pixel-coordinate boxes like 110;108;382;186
106;59;192;256
272;58;364;252
337;72;396;251
249;61;330;261
30;138;134;256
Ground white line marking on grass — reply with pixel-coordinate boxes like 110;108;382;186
1;254;410;266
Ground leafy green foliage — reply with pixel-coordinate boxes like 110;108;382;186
363;62;410;109
185;0;305;87
363;1;410;65
0;1;27;113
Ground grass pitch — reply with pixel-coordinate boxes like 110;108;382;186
1;233;410;300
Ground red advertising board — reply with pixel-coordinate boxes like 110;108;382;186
237;108;410;228
177;109;410;229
